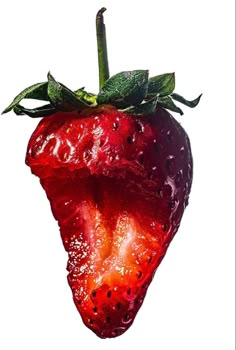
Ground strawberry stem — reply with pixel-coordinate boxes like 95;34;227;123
96;8;110;90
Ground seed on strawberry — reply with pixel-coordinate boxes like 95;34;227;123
2;7;201;339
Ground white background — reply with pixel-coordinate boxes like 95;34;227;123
0;0;235;349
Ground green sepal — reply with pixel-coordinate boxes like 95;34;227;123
97;70;149;108
171;93;202;108
123;97;158;115
2;82;48;114
157;96;183;115
13;106;25;115
47;72;89;111
148;73;175;97
2;72;201;119
74;88;97;106
14;104;56;118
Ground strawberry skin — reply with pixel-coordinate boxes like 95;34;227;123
26;105;193;338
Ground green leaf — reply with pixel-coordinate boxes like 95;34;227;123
171;93;202;108
157;96;183;115
14;104;56;118
13;106;25;115
97;70;149;108
47;72;89;111
2;82;48;114
148;73;175;97
123;97;158;115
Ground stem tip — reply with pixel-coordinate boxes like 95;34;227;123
97;7;107;18
96;7;109;90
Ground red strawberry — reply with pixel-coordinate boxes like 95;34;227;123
25;105;192;338
3;8;201;339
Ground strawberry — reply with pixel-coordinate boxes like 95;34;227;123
2;8;201;339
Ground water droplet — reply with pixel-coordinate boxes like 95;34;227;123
136;121;144;133
109;155;115;163
113;122;119;130
62;152;68;161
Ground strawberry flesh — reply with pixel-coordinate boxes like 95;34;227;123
26;106;193;338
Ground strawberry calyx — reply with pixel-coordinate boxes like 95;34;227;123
2;8;201;118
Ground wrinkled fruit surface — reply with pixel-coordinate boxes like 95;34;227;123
26;105;193;338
